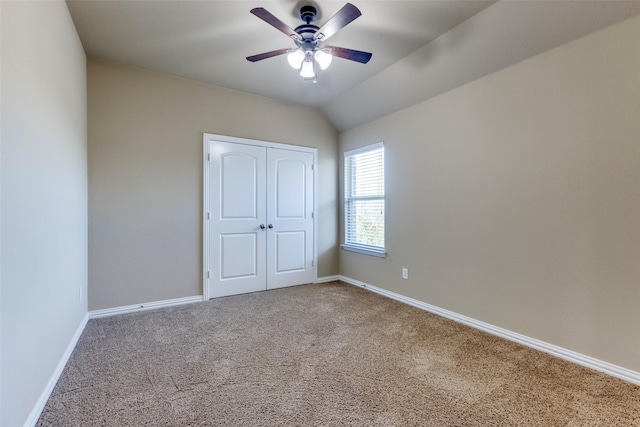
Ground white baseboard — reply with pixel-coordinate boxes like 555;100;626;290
315;275;342;283
89;295;204;319
338;275;640;386
25;313;89;427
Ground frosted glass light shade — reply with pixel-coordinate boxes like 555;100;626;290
287;49;305;69
314;50;333;70
300;60;315;78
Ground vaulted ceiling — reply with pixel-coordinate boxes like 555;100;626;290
67;1;640;131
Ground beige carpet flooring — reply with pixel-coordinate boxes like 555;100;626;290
38;281;639;426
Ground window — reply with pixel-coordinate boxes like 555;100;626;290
342;142;385;257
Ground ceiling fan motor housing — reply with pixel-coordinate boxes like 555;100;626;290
296;6;320;47
300;5;317;24
295;10;320;53
295;24;320;40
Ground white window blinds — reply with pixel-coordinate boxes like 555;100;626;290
344;142;385;256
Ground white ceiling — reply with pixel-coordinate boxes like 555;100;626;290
66;0;640;131
66;1;495;104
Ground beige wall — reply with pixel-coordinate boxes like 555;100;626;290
339;16;640;372
88;60;338;310
1;2;88;425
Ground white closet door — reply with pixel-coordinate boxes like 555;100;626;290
266;148;314;289
209;141;267;298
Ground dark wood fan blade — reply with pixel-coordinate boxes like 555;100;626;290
246;48;290;62
250;8;301;41
314;3;361;41
326;46;372;64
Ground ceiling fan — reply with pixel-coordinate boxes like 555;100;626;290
246;3;372;81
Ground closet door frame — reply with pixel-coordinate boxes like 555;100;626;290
202;133;318;300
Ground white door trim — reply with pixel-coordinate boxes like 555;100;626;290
203;133;318;300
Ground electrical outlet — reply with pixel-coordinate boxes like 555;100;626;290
79;286;82;301
402;268;409;279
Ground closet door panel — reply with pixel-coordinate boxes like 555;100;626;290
266;149;314;289
209;141;267;298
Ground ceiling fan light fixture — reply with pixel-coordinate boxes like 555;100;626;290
287;49;305;69
314;49;333;70
300;59;315;78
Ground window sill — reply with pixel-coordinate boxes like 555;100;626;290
341;244;387;258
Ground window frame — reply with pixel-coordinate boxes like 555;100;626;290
341;141;386;258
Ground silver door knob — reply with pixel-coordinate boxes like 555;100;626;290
259;224;266;230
